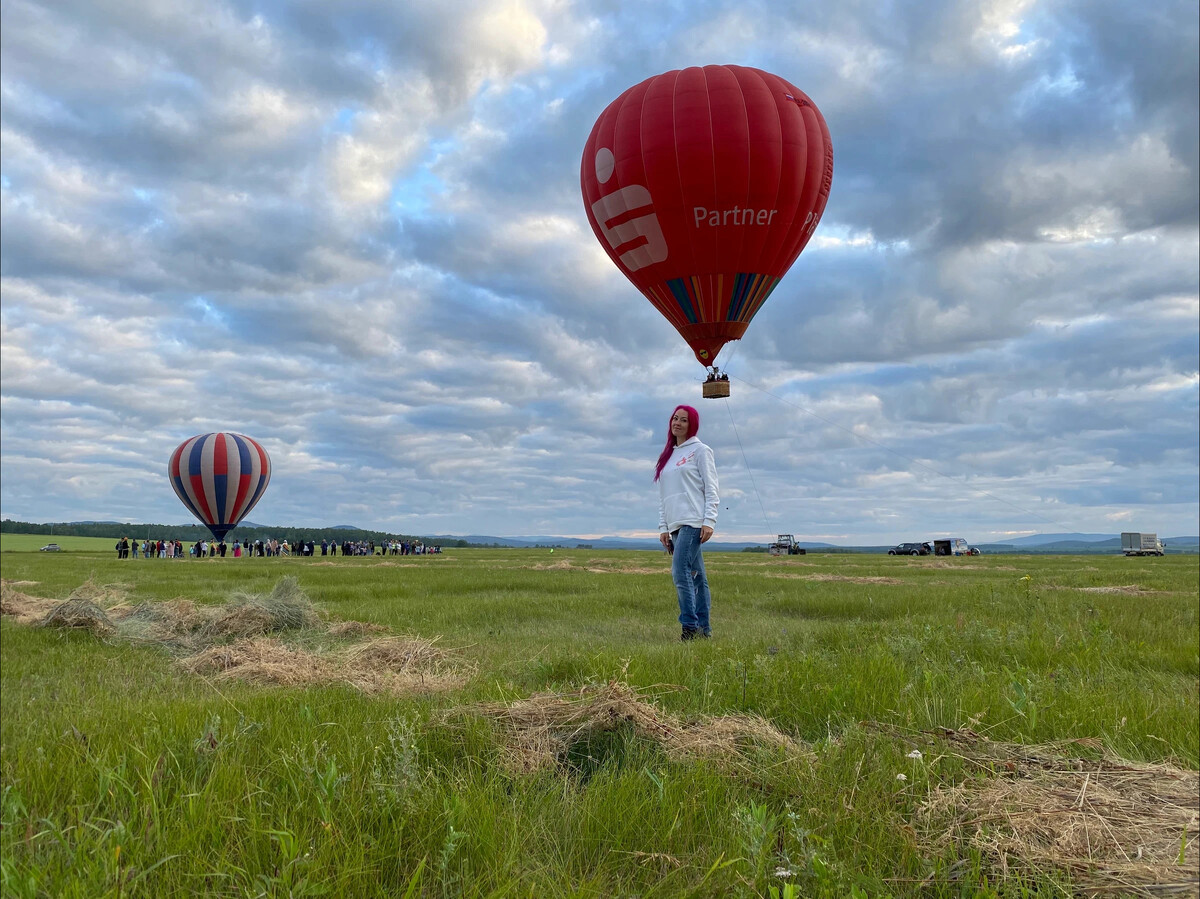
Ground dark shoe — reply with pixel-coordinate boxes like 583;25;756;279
680;628;699;642
699;630;712;639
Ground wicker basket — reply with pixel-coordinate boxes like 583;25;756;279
702;379;730;399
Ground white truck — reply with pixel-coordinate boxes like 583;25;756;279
1121;532;1164;556
933;538;977;556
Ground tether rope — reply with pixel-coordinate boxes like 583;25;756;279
722;396;773;536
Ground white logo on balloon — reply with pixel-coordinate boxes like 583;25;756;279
590;148;668;272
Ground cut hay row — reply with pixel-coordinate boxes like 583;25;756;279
522;560;668;574
915;728;1200;896
459;680;810;774
1;581;68;626
1;577;469;696
765;573;903;585
1065;585;1153;595
2;576;132;629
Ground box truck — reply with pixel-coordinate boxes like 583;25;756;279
1121;532;1164;556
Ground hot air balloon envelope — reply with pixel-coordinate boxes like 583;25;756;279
581;65;833;370
168;432;271;541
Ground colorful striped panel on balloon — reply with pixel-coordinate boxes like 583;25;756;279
654;274;781;326
726;273;781;323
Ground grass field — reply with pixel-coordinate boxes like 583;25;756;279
1;546;1196;897
0;534;125;553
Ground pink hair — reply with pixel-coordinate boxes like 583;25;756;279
653;405;699;481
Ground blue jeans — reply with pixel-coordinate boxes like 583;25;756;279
671;526;711;634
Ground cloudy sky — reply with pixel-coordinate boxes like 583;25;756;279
2;0;1197;544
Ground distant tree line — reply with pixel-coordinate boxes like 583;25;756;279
1;519;471;548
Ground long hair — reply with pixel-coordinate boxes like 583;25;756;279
653;405;700;481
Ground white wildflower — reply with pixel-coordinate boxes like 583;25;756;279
896;773;908;782
906;749;923;760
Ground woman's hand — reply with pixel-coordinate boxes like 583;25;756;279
660;532;672;550
700;526;713;543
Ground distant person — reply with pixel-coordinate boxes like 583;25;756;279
655;404;719;641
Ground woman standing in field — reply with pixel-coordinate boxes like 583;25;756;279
656;405;719;641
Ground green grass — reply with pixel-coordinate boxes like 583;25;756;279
0;534;125;553
1;548;1197;897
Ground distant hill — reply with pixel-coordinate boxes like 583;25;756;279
433;534;838;552
994;533;1199;553
1003;533;1118;546
5;519;1196;553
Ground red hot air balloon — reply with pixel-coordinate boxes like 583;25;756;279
168;432;272;541
581;65;833;396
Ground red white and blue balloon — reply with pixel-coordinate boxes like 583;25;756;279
168;432;272;541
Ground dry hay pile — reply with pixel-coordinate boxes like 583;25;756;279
38;599;116;636
919;730;1199;896
180;637;333;684
1;580;62;625
327;619;390;637
2;576;131;635
94;577;321;650
66;577;131;605
462;680;807;774
178;634;469;694
108;599;210;648
2;575;131;631
4;576;319;649
338;636;470;694
201;577;321;640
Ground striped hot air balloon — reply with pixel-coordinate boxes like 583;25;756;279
168;432;272;541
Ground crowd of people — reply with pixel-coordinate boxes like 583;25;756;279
113;536;443;559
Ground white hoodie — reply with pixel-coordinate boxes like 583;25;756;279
657;436;719;534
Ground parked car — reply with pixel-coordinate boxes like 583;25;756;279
888;542;930;556
39;543;62;552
